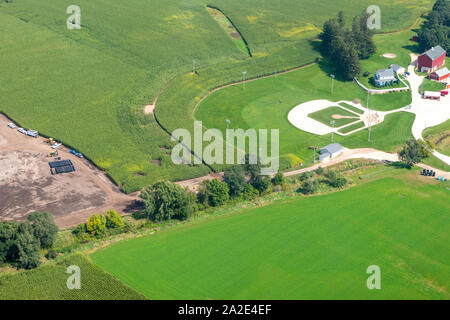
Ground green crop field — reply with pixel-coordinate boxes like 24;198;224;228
0;0;433;192
0;254;146;300
91;169;450;299
309;107;360;127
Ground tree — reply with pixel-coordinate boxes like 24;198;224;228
241;184;259;200
223;165;246;198
272;172;285;186
15;223;41;269
203;179;230;207
27;212;58;249
141;181;196;222
252;175;271;193
243;154;261;181
399;139;430;167
0;221;19;264
299;179;318;195
86;214;107;237
105;210;125;229
418;0;450;52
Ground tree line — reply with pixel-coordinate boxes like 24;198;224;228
319;11;376;80
418;0;450;54
0;212;58;269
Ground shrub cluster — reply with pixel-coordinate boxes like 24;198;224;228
73;210;125;240
0;212;58;269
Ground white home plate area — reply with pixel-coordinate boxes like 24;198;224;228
287;99;390;136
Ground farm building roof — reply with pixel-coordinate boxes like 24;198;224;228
375;68;395;79
389;64;404;72
433;67;450;77
422;45;446;61
320;143;343;155
423;91;441;98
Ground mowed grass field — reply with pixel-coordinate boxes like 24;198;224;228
0;254;146;300
91;169;450;299
0;1;433;191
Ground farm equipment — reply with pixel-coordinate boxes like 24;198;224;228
46;137;55;145
47;150;59;157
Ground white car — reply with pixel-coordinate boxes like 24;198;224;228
7;123;16;129
18;127;27;134
51;142;62;149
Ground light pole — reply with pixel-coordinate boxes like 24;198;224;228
226;119;230;129
330;120;335;143
193;60;196;74
330;74;335;95
242;71;247;89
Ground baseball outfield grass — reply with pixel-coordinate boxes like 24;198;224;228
91;168;450;299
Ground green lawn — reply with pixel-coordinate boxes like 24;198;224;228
339;121;366;134
423;120;450;157
420;78;446;93
339;103;364;114
91;170;450;299
309;107;360;127
0;254;146;300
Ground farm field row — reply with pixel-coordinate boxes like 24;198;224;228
0;0;434;192
91;168;450;299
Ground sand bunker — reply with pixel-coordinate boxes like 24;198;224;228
382;53;397;59
144;104;155;114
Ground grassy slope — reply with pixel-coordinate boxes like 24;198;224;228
0;1;432;191
0;253;146;300
92;169;450;299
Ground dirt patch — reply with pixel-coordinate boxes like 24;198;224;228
332;114;359;120
151;159;161;166
353;99;361;104
0;114;138;228
144;104;155;114
383;53;397;59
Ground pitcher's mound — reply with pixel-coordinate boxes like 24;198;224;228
382;53;397;59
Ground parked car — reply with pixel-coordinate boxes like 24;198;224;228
18;127;27;134
27;130;38;138
51;142;62;149
70;149;84;158
441;90;448;96
7;123;16;129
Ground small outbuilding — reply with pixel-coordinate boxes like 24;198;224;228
390;64;405;74
319;143;344;161
430;67;450;82
423;91;441;101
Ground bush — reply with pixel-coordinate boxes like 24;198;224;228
141;180;197;222
330;177;348;188
299;179;318;195
272;172;285;186
315;167;324;175
252;175;272;193
45;249;57;260
15;223;41;269
27;212;58;249
241;184;259;201
86;214;107;238
105;210;125;229
203;179;230;207
224;166;246;198
300;171;314;181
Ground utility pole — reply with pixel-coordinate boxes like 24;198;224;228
330;120;336;143
193;60;196;74
242;71;247;89
330;74;335;95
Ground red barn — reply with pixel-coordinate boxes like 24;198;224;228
430;67;450;82
417;45;446;73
